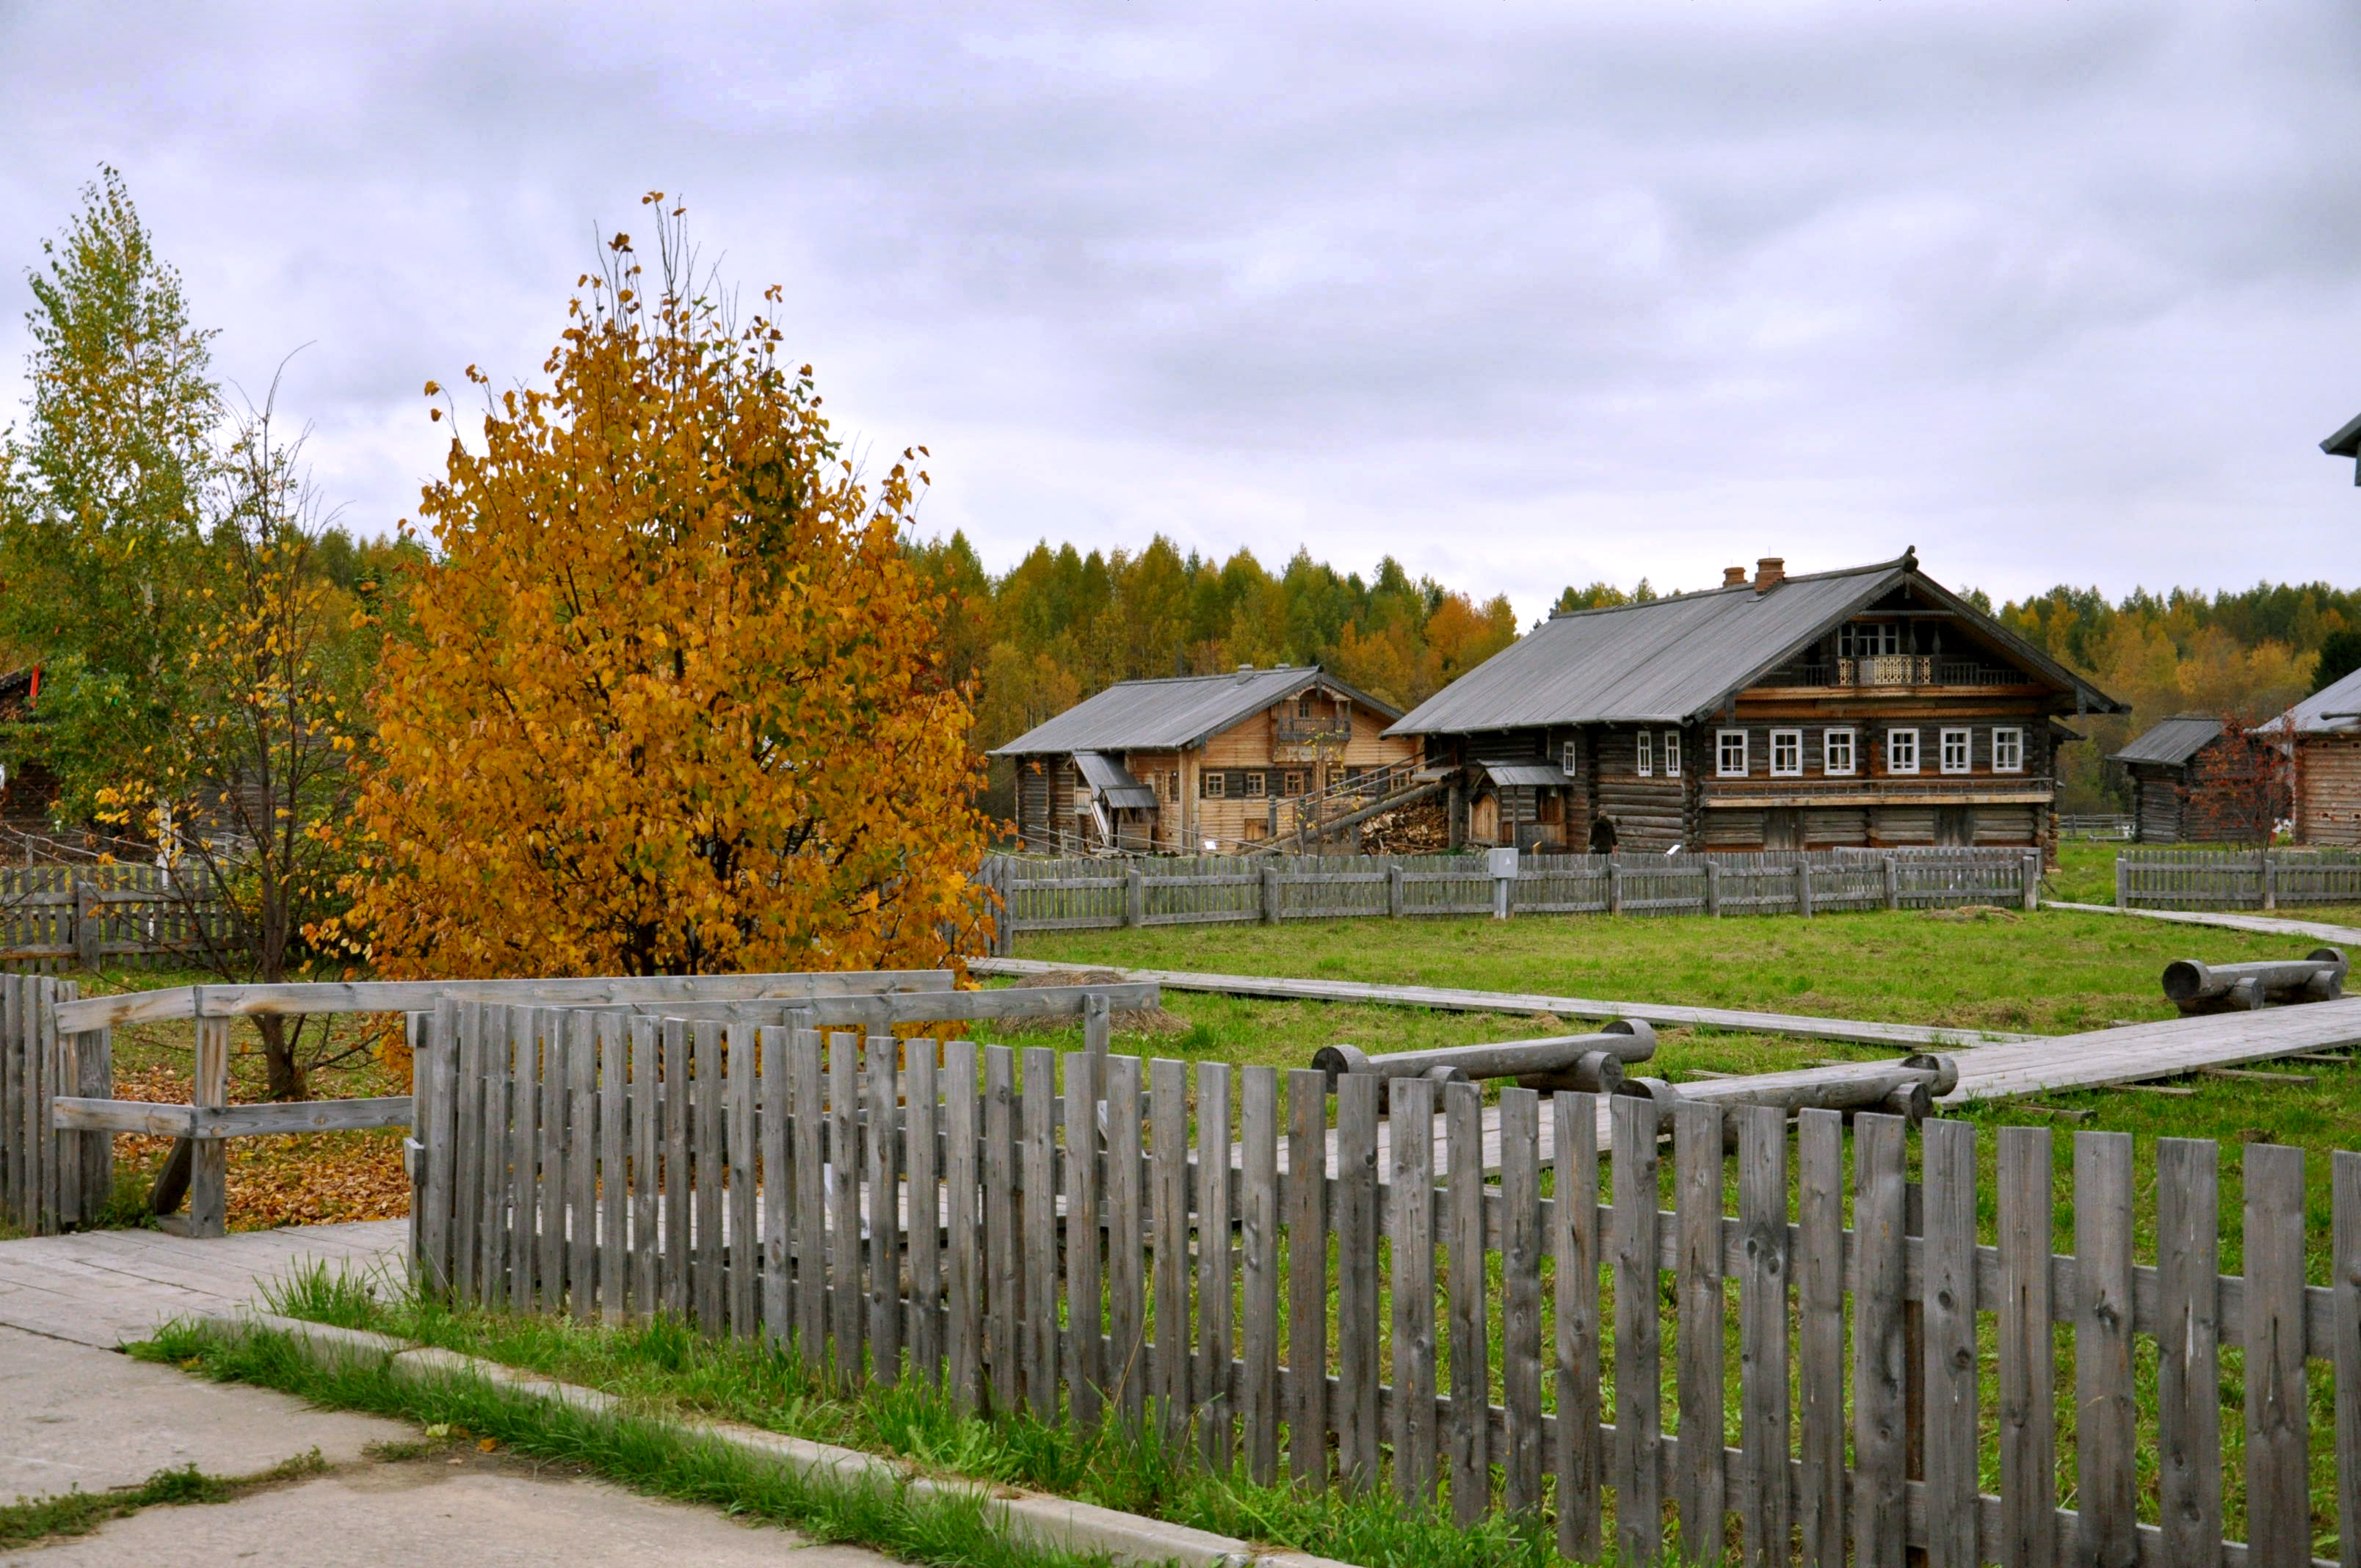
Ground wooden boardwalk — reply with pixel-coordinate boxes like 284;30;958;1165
1330;995;2361;1175
0;1219;405;1348
2047;899;2361;945
972;956;2031;1049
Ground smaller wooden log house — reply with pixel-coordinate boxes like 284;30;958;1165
992;665;1416;853
2263;666;2361;846
2109;715;2281;843
1385;549;2125;854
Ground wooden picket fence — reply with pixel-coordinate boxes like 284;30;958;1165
413;1017;2357;1567
0;864;231;972
980;848;2039;950
0;973;111;1233
2120;846;2361;912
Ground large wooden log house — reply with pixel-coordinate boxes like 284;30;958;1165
992;665;1416;853
1385;549;2125;854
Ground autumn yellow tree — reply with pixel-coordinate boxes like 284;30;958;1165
337;200;991;980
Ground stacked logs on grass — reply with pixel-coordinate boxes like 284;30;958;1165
1613;1053;1962;1140
2161;947;2346;1015
1313;1020;1656;1107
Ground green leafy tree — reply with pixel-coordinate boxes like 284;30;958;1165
0;167;220;819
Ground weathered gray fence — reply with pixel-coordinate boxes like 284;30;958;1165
415;1025;2357;1567
2119;846;2361;912
0;865;231;972
981;848;2040;948
0;973;111;1233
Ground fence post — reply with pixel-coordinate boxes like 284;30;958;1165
1124;867;1145;929
189;990;229;1239
1796;860;1814;918
72;873;101;972
1608;860;1623;917
2021;852;2040;912
1260;865;1280;926
2260;850;2276;912
1705;860;1721;917
2115;854;2130;910
1388;863;1405;918
1883;854;1900;912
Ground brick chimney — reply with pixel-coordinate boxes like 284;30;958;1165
1722;566;1748;588
1753;556;1785;593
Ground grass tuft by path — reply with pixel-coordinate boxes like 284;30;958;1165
0;1451;327;1553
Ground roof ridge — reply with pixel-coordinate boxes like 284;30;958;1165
1541;554;1912;625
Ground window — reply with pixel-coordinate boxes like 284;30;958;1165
1561;739;1578;776
1839;622;1903;656
1887;728;1919;774
1717;729;1749;777
1283;771;1305;796
1824;728;1856;776
1663;730;1681;777
1243;772;1267;799
1296;697;1316;718
1770;728;1802;776
1993;727;2024;773
1940;727;1971;774
1636;730;1654;777
1203;772;1227;799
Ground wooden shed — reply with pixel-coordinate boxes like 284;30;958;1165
2264;667;2361;845
2107;715;2274;843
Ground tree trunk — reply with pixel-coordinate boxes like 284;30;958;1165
258;1013;305;1100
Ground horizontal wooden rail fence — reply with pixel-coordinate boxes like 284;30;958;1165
0;864;231;973
981;848;2040;949
416;1023;2357;1567
15;968;1100;1239
2120;846;2361;913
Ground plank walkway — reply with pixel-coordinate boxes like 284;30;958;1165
1322;995;2361;1176
0;1219;406;1348
2047;899;2361;945
972;957;2032;1049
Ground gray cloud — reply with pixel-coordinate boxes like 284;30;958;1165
4;0;2360;622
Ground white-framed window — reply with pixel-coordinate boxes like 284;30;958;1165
1840;622;1904;656
1887;728;1920;774
1283;771;1305;796
1940;727;1971;774
1992;727;2024;773
1203;772;1227;799
1770;728;1802;777
1636;730;1654;777
1663;730;1681;777
1561;738;1578;777
1244;772;1268;799
1824;727;1856;776
1717;729;1749;777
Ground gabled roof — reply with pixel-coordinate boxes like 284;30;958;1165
2264;664;2361;736
990;666;1401;756
2322;410;2361;477
1385;549;2124;736
2109;715;2223;767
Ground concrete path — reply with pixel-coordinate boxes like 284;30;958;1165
0;1224;899;1564
0;1220;407;1350
2047;899;2361;945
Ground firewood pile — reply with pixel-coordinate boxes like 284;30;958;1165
1359;797;1449;854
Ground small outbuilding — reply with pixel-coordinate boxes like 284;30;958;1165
2108;715;2268;843
2263;666;2361;845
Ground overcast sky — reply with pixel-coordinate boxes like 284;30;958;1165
4;1;2360;623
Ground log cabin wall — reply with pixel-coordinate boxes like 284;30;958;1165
1701;692;2057;852
2296;736;2361;845
1192;694;1417;849
2128;761;2186;843
1589;724;1689;852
